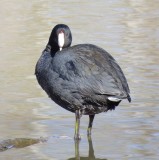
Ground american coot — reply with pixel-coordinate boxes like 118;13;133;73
35;24;131;140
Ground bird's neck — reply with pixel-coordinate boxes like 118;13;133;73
46;43;59;56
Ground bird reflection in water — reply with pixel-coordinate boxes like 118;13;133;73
68;136;107;160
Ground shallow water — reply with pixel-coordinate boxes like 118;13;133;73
0;0;159;159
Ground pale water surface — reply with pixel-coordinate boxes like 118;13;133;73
0;0;159;159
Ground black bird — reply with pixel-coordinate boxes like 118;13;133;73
35;24;131;140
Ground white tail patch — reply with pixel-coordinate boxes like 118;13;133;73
108;97;121;102
58;32;64;51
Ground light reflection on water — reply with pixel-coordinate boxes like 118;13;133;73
0;0;159;159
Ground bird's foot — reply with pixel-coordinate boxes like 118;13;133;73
74;134;81;141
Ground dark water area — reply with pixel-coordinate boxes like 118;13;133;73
0;0;159;159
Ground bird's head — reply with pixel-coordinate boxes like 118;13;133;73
48;24;72;52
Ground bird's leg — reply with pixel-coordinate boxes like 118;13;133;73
87;135;96;159
74;138;80;159
87;115;95;136
74;110;81;140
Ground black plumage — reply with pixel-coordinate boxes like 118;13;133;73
35;24;131;140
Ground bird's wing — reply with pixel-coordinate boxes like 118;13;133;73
50;45;130;104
